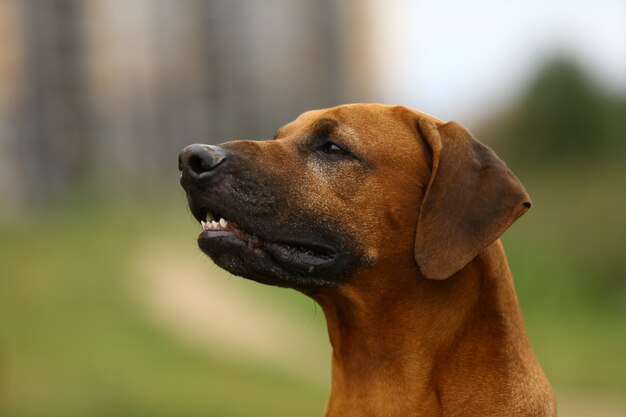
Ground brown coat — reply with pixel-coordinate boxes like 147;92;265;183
179;104;557;416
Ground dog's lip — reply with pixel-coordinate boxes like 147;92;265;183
194;208;338;273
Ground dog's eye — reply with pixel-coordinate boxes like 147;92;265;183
317;141;353;159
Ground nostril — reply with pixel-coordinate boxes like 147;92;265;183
189;154;205;175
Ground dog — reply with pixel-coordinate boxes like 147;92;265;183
178;104;556;416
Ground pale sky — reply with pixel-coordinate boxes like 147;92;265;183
366;0;626;126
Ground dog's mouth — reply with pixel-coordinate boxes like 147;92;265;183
191;207;340;287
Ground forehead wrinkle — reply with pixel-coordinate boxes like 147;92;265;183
310;118;338;137
309;117;362;150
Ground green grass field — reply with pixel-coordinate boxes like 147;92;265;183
0;199;329;417
0;165;624;416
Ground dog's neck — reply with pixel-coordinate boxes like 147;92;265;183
314;240;542;417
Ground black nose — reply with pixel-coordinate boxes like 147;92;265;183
178;144;226;179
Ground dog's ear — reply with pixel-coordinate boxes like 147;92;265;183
414;119;531;280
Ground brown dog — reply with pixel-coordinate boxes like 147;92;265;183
178;104;556;416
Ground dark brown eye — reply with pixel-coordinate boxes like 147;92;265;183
317;141;353;158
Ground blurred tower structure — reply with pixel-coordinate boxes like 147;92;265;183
0;0;374;211
0;0;91;213
0;0;23;214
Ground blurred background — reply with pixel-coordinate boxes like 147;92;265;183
0;0;624;416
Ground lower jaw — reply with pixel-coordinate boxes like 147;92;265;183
197;233;342;291
200;225;336;265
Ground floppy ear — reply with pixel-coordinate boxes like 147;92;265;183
415;119;531;280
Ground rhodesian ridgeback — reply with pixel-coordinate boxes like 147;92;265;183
178;104;556;416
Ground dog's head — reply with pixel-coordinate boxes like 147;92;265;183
179;104;530;292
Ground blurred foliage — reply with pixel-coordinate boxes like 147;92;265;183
479;55;626;301
501;164;626;390
482;55;626;167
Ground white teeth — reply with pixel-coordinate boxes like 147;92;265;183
201;216;229;232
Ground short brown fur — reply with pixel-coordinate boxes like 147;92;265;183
180;104;556;416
